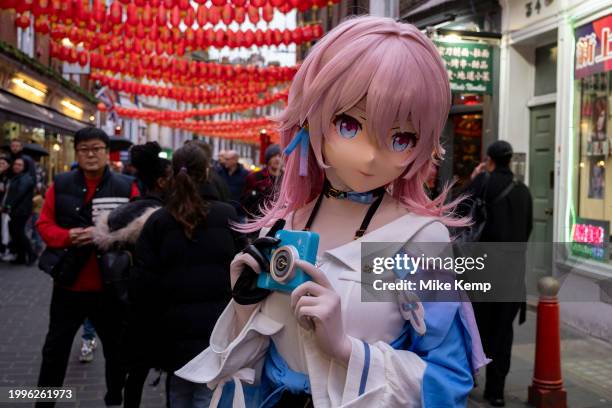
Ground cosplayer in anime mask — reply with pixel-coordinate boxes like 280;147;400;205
176;16;488;407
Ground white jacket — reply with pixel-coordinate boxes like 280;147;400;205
176;213;478;407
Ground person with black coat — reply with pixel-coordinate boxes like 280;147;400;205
131;143;244;408
460;140;533;407
92;142;171;408
0;156;12;256
2;157;35;264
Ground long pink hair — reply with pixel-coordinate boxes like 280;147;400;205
241;16;466;232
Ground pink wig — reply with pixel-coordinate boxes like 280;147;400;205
242;16;466;232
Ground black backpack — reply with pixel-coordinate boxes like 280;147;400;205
455;173;517;242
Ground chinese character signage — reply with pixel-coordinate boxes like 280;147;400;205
575;13;612;79
434;41;493;94
571;217;610;261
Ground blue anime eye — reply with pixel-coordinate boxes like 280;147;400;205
391;132;418;152
334;114;361;139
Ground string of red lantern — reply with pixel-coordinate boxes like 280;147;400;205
44;22;321;58
1;0;338;29
107;89;288;121
49;42;298;87
93;72;289;105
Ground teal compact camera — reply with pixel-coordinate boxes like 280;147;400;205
256;229;320;293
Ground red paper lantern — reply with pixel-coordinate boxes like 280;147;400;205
214;29;225;48
127;3;138;25
77;50;88;66
262;4;273;23
247;6;259;24
97;102;107;111
31;0;48;17
184;6;195;26
208;5;220;25
244;29;255;47
270;0;284;7
234;6;246;23
34;15;50;33
250;0;265;6
142;4;153;25
254;28;264;46
312;24;323;39
211;0;226;6
196;4;207;26
109;2;122;24
15;13;31;29
157;4;168;25
221;3;233;25
231;0;246;5
170;5;181;27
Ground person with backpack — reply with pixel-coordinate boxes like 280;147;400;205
460;140;533;407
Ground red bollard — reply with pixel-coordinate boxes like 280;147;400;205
528;277;567;408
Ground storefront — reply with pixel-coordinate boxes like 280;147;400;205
431;36;500;193
0;45;97;183
500;0;612;340
557;9;612;340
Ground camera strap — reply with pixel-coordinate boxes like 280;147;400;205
304;180;385;240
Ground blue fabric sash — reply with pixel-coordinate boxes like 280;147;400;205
259;325;412;407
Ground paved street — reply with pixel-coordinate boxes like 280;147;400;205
1;262;612;407
0;264;165;408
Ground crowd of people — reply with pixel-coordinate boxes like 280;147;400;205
0;139;45;266
28;127;283;408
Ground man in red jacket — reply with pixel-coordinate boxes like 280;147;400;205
36;128;139;407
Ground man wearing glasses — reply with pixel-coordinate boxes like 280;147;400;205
35;127;139;407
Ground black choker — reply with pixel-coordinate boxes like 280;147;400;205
323;180;385;204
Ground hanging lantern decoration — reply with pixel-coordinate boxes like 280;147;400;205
34;15;50;34
262;4;273;23
184;6;195;27
250;0;266;7
15;13;31;29
109;1;122;25
208;5;221;25
170;5;181;27
211;0;226;6
196;4;207;26
157;4;168;25
234;6;246;24
247;6;259;24
31;0;47;16
221;4;233;25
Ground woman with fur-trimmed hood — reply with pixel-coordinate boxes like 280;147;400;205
93;141;171;408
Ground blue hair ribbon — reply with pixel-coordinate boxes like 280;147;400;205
284;127;310;176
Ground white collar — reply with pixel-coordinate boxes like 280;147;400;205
323;213;439;273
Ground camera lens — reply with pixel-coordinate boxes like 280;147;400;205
270;245;299;284
274;250;290;277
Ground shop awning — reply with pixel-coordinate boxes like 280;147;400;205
0;90;89;135
402;0;455;18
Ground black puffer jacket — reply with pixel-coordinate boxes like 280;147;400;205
131;185;244;371
4;172;34;217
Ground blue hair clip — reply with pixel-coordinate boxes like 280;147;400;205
284;126;310;176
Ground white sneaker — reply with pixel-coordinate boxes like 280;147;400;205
79;339;96;363
1;253;16;262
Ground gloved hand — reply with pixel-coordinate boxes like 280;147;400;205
231;236;280;305
290;260;352;365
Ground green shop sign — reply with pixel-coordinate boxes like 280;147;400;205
434;41;493;94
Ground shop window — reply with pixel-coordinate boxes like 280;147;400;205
534;43;557;96
575;71;612;260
